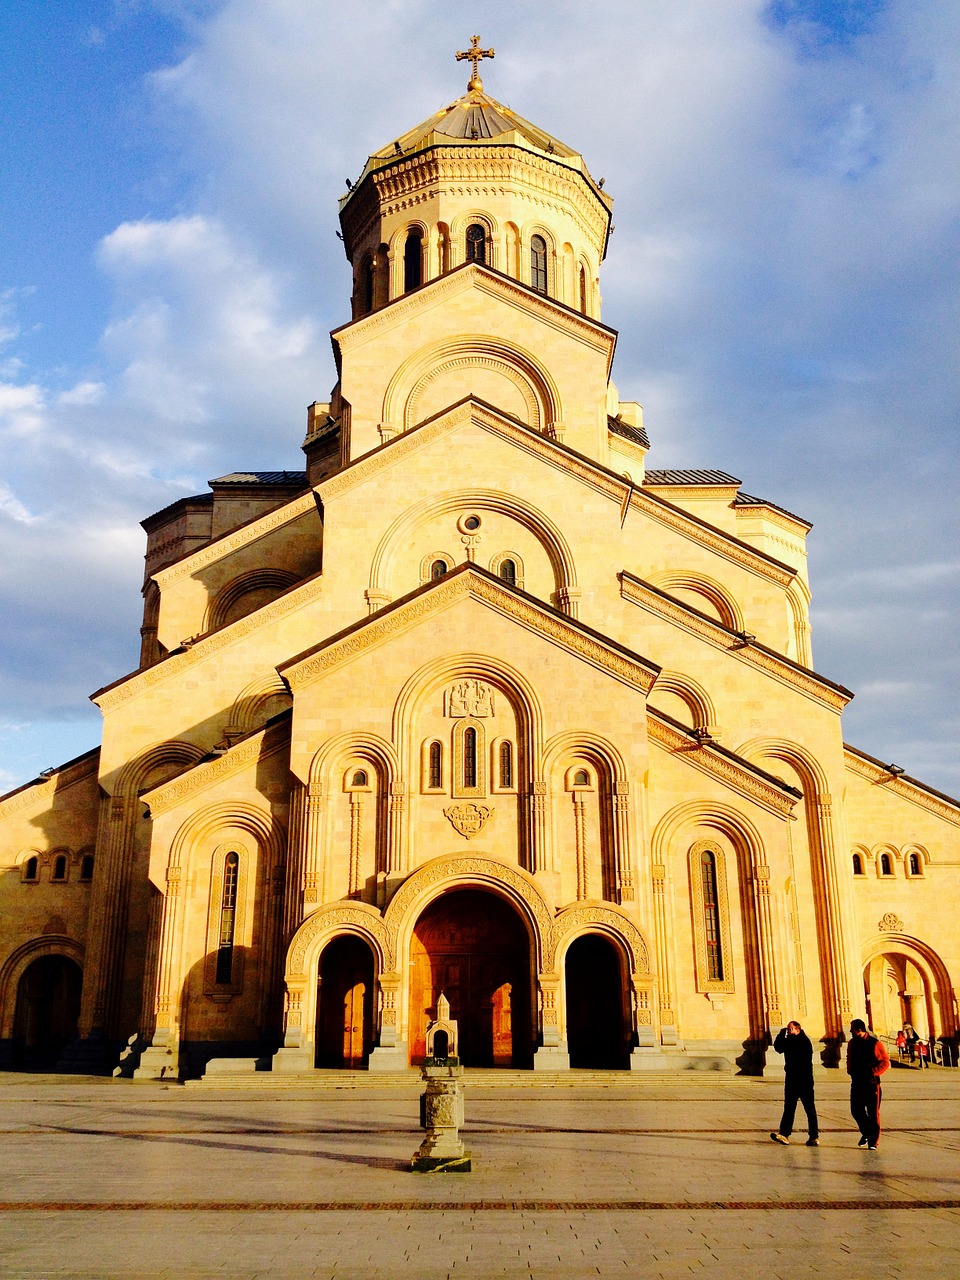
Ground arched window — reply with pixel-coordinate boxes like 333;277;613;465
700;849;723;982
361;256;375;314
498;558;517;587
852;853;863;876
404;229;423;292
880;853;893;877
351;769;368;787
689;840;733;994
908;853;921;877
23;856;38;883
573;768;589;787
579;265;588;314
463;727;478;789
215;852;240;985
465;223;486;264
499;740;513;789
80;854;94;881
431;559;448;581
429;742;443;790
52;855;67;882
530;235;548;294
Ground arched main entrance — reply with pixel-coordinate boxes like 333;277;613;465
564;934;629;1069
13;955;82;1070
409;888;532;1067
315;936;374;1069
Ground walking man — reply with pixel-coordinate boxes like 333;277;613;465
846;1018;890;1150
770;1020;819;1146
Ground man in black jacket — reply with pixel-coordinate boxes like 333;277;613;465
770;1020;819;1146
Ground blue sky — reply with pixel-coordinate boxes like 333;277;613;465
1;0;958;794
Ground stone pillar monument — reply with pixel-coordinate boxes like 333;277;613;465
412;994;471;1173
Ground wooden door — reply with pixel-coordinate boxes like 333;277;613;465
316;936;374;1068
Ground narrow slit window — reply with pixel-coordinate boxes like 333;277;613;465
404;230;423;292
880;853;893;877
852;853;863;876
23;856;38;882
499;740;513;789
429;741;443;789
80;854;94;881
466;223;486;264
362;257;375;314
530;235;548;294
908;853;921;876
52;855;67;882
216;852;240;985
579;265;588;314
463;727;478;789
701;849;723;982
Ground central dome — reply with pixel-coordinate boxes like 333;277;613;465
338;60;613;324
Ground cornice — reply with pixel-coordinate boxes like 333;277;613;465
333;263;615;364
280;566;659;695
628;489;797;588
648;714;799;818
0;749;100;821
844;746;960;828
153;492;317;588
734;503;811;537
93;574;324;712
319;398;624;504
642;484;740;504
620;573;851;713
143;721;289;817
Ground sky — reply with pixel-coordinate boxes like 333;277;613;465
0;0;957;796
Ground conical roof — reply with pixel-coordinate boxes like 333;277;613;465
342;82;610;212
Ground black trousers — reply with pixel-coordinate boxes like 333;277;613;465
779;1078;818;1139
850;1078;882;1145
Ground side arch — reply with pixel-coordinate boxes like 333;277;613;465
553;903;652;977
647;571;745;633
225;674;292;739
647;669;718;731
861;933;957;1039
205;568;299;632
0;936;85;1041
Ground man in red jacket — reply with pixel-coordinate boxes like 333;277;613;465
846;1018;890;1150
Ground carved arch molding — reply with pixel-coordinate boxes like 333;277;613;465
284;856;652;982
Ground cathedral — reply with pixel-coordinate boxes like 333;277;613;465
1;43;957;1078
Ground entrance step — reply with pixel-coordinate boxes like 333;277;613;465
183;1068;682;1090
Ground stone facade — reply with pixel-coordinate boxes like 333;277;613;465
1;65;957;1077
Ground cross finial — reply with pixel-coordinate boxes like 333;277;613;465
456;34;495;92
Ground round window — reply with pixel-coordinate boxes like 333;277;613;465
458;514;482;533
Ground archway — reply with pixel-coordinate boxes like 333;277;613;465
864;951;936;1040
409;888;532;1067
564;934;629;1069
315;936;375;1069
13;956;82;1069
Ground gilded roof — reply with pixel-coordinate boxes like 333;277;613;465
344;85;611;212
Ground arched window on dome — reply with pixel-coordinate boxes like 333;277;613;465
431;559;448;581
466;223;487;264
361;255;375;315
404;229;423;293
578;264;588;315
530;235;548;295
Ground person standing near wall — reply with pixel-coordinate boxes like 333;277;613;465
769;1020;819;1146
847;1018;890;1150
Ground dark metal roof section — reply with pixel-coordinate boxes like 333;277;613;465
644;468;741;486
608;415;650;449
734;491;811;528
211;471;308;486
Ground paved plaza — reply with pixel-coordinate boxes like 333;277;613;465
0;1066;957;1279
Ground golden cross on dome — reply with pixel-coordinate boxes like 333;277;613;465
456;34;495;91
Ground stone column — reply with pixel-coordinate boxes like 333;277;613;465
77;793;134;1047
753;864;784;1065
527;779;548;875
134;863;184;1079
651;863;677;1044
613;781;635;903
573;794;588;899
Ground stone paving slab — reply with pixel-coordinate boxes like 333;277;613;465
0;1070;957;1278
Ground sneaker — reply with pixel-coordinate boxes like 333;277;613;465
868;1144;878;1151
858;1136;869;1147
770;1132;790;1145
806;1138;819;1146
